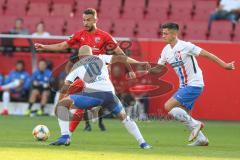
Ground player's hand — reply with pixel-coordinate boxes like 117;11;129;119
34;43;45;51
224;61;235;70
128;71;136;79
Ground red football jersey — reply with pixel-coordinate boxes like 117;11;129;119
66;28;117;55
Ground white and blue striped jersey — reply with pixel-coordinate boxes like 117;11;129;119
158;40;204;88
66;55;115;92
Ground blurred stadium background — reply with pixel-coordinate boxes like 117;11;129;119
0;0;240;160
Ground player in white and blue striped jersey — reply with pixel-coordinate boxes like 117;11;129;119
149;22;235;146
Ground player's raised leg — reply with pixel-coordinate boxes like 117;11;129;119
164;87;209;145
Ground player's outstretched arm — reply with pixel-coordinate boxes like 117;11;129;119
148;64;165;74
111;55;149;66
34;41;69;52
113;46;147;64
199;50;235;70
113;46;125;55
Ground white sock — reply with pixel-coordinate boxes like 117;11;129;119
169;107;198;130
1;80;21;90
122;116;145;145
3;91;10;110
56;106;70;136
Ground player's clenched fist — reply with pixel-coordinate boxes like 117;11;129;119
224;61;235;70
34;43;45;51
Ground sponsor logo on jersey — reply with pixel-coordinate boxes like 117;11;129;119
170;61;184;68
95;37;101;43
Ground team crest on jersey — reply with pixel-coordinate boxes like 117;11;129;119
95;37;101;43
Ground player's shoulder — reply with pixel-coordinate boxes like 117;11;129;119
179;39;193;47
96;28;112;37
162;44;171;54
73;29;86;36
31;70;39;76
98;54;112;61
8;70;16;75
20;71;30;77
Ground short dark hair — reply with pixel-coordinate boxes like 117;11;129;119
83;8;97;17
161;23;179;31
16;60;24;65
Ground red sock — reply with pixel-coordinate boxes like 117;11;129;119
69;109;84;133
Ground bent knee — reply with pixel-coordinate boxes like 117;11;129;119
117;110;127;121
57;97;73;108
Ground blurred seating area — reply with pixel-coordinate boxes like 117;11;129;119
0;0;240;41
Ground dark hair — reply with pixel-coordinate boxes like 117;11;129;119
83;8;97;17
39;59;53;70
36;21;45;28
161;23;179;31
16;60;24;65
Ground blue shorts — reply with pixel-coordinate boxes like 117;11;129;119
70;91;123;115
173;86;203;110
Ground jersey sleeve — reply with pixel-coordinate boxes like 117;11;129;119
5;71;14;84
65;68;78;82
186;42;202;56
66;32;81;47
99;55;113;63
65;67;85;82
106;32;117;44
157;50;167;65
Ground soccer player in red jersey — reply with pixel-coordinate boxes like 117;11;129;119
35;8;137;134
35;8;124;55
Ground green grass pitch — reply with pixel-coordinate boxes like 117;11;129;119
0;116;240;160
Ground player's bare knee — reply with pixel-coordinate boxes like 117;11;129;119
29;94;37;102
55;101;70;116
57;98;72;109
117;111;127;121
41;95;48;104
31;92;37;98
